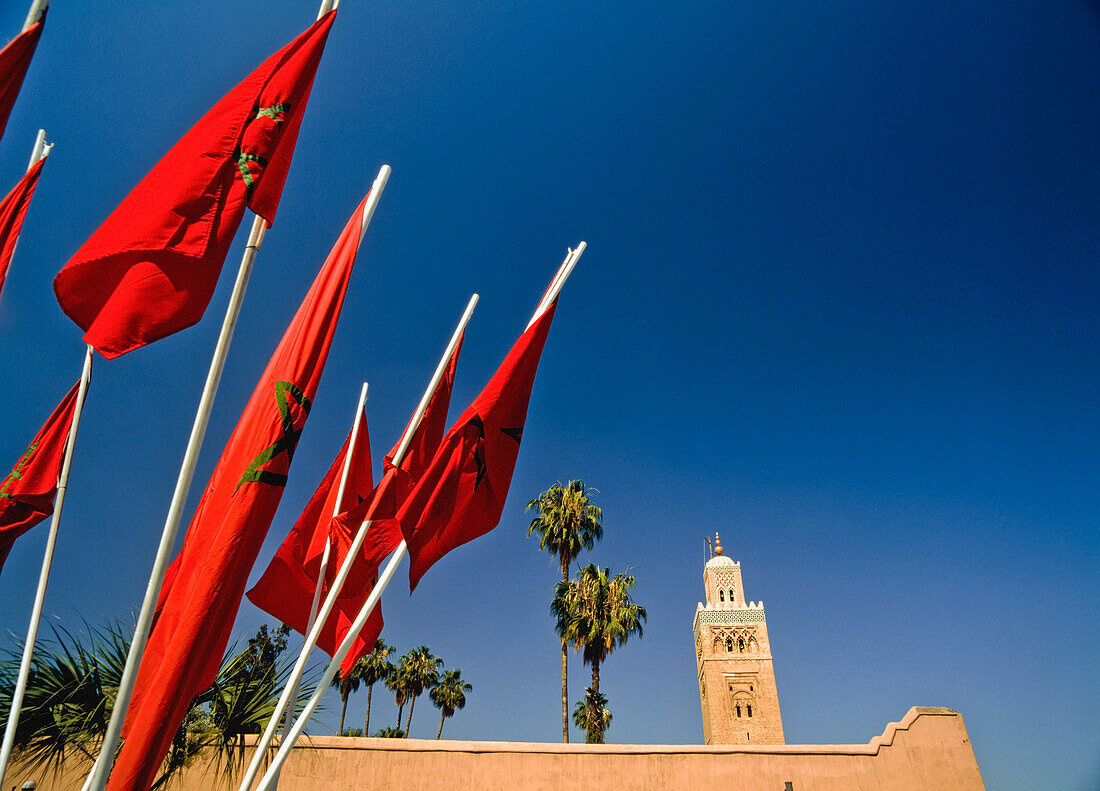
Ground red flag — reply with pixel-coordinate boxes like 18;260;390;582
107;193;364;791
53;12;335;359
399;304;557;590
317;334;464;589
0;380;80;574
0;157;44;300
250;336;464;676
0;15;45;143
246;412;384;677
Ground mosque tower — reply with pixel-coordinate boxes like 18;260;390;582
692;534;785;744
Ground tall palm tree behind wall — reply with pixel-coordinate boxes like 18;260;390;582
429;669;473;739
355;638;393;735
399;645;442;737
382;660;405;728
330;662;363;736
526;480;603;742
552;564;646;743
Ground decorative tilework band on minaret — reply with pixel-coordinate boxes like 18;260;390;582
692;533;785;744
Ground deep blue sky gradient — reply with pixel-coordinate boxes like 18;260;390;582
0;2;1097;790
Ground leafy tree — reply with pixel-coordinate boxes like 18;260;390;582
429;669;472;739
240;623;289;675
526;480;603;742
572;689;612;741
398;646;441;737
552;564;645;743
352;638;393;736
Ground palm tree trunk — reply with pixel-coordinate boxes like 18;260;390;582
587;659;602;744
404;693;416;736
561;558;570;743
365;684;373;735
396;700;404;729
437;711;445;739
339;692;348;736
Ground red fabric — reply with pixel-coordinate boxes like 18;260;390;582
400;304;557;590
259;335;464;675
246;410;384;678
107;192;362;791
0;17;44;143
317;335;464;592
0;380;80;574
53;12;335;359
0;157;44;300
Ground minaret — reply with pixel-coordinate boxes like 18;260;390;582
692;534;784;744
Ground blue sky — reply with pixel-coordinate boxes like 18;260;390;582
0;1;1097;789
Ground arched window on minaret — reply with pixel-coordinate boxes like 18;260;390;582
747;705;753;718
738;637;745;652
719;589;725;603
725;636;734;652
736;705;742;718
729;588;735;602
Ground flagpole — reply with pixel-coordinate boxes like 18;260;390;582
0;344;93;782
254;244;586;790
531;243;583;329
237;294;478;791
26;128;50;169
4;129;51;270
278;380;369;741
22;0;47;31
81;214;268;791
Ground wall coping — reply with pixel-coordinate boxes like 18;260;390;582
272;706;960;758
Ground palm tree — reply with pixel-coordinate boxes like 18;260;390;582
330;663;363;737
429;669;472;739
552;564;646;743
572;688;612;740
373;726;404;738
354;638;393;735
0;622;316;787
398;645;442;737
383;661;407;728
526;480;603;742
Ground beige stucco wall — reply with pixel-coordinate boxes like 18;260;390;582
3;707;985;791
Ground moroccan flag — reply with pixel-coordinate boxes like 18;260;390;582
0;380;80;575
315;334;464;590
0;14;45;143
53;11;335;359
246;410;385;677
0;157;44;300
249;336;464;676
106;193;364;791
399;303;557;590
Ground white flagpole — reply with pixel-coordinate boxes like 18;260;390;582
278;379;369;741
254;244;586;790
26;128;50;169
80;214;268;791
83;161;390;791
0;344;92;783
237;293;478;791
22;0;47;31
4;129;52;277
